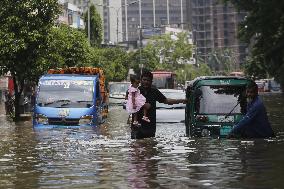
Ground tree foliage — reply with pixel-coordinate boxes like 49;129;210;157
0;0;60;120
91;47;130;82
44;25;92;69
148;33;193;69
207;48;236;75
129;45;159;75
84;4;103;47
129;32;194;74
175;64;212;84
127;32;209;84
225;0;284;87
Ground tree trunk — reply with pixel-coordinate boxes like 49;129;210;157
14;92;21;121
12;75;23;122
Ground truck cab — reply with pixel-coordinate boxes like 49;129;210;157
33;67;108;128
108;81;130;105
152;71;176;89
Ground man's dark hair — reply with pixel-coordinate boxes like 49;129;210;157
141;70;153;81
247;81;258;93
130;74;140;83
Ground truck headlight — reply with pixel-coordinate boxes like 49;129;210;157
36;114;48;125
79;115;93;125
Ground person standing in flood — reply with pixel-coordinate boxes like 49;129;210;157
131;70;187;139
125;75;151;126
227;81;275;138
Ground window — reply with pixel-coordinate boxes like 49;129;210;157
195;85;246;114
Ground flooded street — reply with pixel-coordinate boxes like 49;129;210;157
0;93;284;189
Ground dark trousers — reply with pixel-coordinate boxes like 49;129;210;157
131;125;156;139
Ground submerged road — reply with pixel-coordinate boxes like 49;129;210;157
0;93;283;189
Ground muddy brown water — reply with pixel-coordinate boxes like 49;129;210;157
0;93;283;189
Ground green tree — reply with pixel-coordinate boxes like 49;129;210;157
207;49;235;75
225;0;284;87
84;4;103;47
173;32;193;64
129;44;160;75
43;25;92;68
0;0;60;120
130;32;193;74
92;47;130;82
176;63;212;84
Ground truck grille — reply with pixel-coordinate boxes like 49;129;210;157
48;118;79;126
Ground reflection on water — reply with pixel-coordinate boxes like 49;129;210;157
0;93;284;188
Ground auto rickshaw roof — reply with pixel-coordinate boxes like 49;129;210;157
187;76;252;88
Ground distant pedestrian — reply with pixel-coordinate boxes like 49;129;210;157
125;75;151;126
227;81;275;138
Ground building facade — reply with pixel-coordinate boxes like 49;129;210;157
64;0;189;46
188;0;247;67
64;0;107;41
122;0;188;44
58;1;85;29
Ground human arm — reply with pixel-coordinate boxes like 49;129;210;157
164;98;187;105
132;91;137;109
125;91;128;100
155;88;187;105
229;101;260;135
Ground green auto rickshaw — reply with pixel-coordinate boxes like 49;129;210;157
185;76;253;138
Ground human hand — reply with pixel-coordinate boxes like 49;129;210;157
226;132;234;139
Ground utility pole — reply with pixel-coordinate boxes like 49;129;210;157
138;0;143;76
104;1;138;44
139;26;143;76
153;0;156;27
116;9;119;44
194;30;198;66
125;0;128;41
167;0;169;25
181;0;183;30
139;0;142;27
87;0;90;43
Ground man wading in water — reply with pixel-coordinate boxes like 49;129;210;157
227;81;275;138
130;70;187;139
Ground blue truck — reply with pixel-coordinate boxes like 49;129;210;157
33;67;108;128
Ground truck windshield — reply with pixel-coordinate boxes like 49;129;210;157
153;77;175;89
109;83;129;94
195;85;246;114
37;80;94;108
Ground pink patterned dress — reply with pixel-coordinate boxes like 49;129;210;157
126;85;146;114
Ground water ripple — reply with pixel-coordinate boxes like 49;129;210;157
0;95;284;188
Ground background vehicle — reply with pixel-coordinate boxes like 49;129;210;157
33;67;108;128
255;80;265;92
152;71;176;89
268;79;281;92
108;81;130;105
229;71;244;77
263;78;281;92
185;76;252;138
156;89;185;123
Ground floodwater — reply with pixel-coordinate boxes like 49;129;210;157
0;93;284;189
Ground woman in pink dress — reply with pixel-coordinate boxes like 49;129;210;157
126;75;151;126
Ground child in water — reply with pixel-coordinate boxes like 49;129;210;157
126;75;151;126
